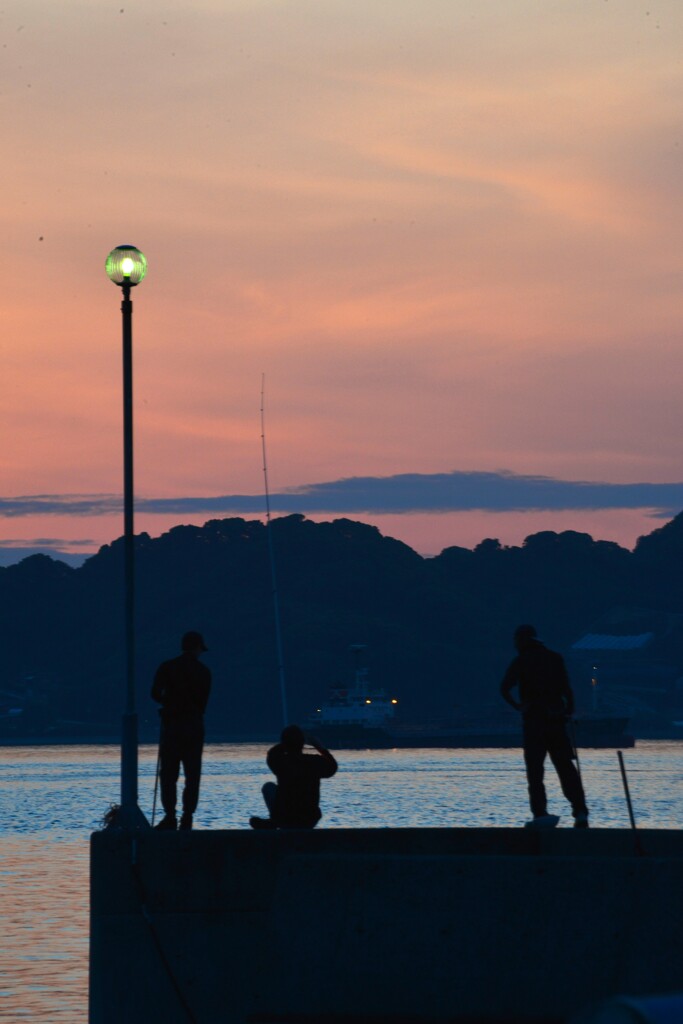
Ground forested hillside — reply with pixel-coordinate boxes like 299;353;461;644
1;512;683;738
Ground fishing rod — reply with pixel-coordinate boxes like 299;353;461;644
617;749;645;857
261;373;289;727
151;747;160;827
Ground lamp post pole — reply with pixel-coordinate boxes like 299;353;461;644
121;278;137;818
106;245;149;830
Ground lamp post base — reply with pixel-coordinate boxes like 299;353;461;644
118;711;151;831
114;802;151;831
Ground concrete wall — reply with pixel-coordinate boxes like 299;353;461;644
89;829;683;1024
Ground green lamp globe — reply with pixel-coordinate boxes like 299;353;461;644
105;245;148;286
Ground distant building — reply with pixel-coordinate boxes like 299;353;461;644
568;607;683;734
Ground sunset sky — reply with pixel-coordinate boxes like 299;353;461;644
3;0;683;564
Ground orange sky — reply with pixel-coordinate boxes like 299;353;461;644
2;1;683;560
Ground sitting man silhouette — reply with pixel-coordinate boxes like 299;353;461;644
250;725;338;829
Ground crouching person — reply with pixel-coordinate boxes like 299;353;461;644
250;725;338;829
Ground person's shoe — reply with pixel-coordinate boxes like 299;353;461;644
574;812;589;829
154;815;177;831
525;814;560;829
249;816;275;830
179;814;193;831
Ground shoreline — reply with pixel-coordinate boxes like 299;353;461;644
0;733;273;747
0;732;681;748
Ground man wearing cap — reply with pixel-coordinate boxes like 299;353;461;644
151;631;211;831
501;624;589;829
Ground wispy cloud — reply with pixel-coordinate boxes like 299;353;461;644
1;471;682;518
0;537;97;549
0;495;122;518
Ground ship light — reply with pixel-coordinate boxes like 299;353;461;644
365;699;372;704
391;699;398;704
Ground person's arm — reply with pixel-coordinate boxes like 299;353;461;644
306;736;338;776
500;659;522;711
151;663;166;704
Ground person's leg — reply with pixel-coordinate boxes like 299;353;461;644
548;722;588;818
297;809;322;830
180;723;204;825
262;782;278;816
249;782;278;829
523;720;548;817
158;726;181;823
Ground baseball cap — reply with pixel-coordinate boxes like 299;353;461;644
182;630;208;652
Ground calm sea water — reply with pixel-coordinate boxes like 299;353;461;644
0;740;681;1020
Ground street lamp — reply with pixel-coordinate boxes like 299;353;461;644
105;244;149;830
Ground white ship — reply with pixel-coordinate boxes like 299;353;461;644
309;645;634;750
308;644;399;743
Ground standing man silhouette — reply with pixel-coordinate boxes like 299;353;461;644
151;630;211;831
501;625;589;829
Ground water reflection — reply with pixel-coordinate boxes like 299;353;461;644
0;741;681;1019
0;837;88;1021
0;742;681;834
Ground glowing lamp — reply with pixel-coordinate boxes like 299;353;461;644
105;244;147;286
391;699;398;705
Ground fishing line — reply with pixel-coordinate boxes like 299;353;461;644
130;839;198;1022
261;373;289;727
568;718;583;784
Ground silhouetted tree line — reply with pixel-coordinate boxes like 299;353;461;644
1;511;683;738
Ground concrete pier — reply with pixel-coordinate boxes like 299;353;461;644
89;828;683;1024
